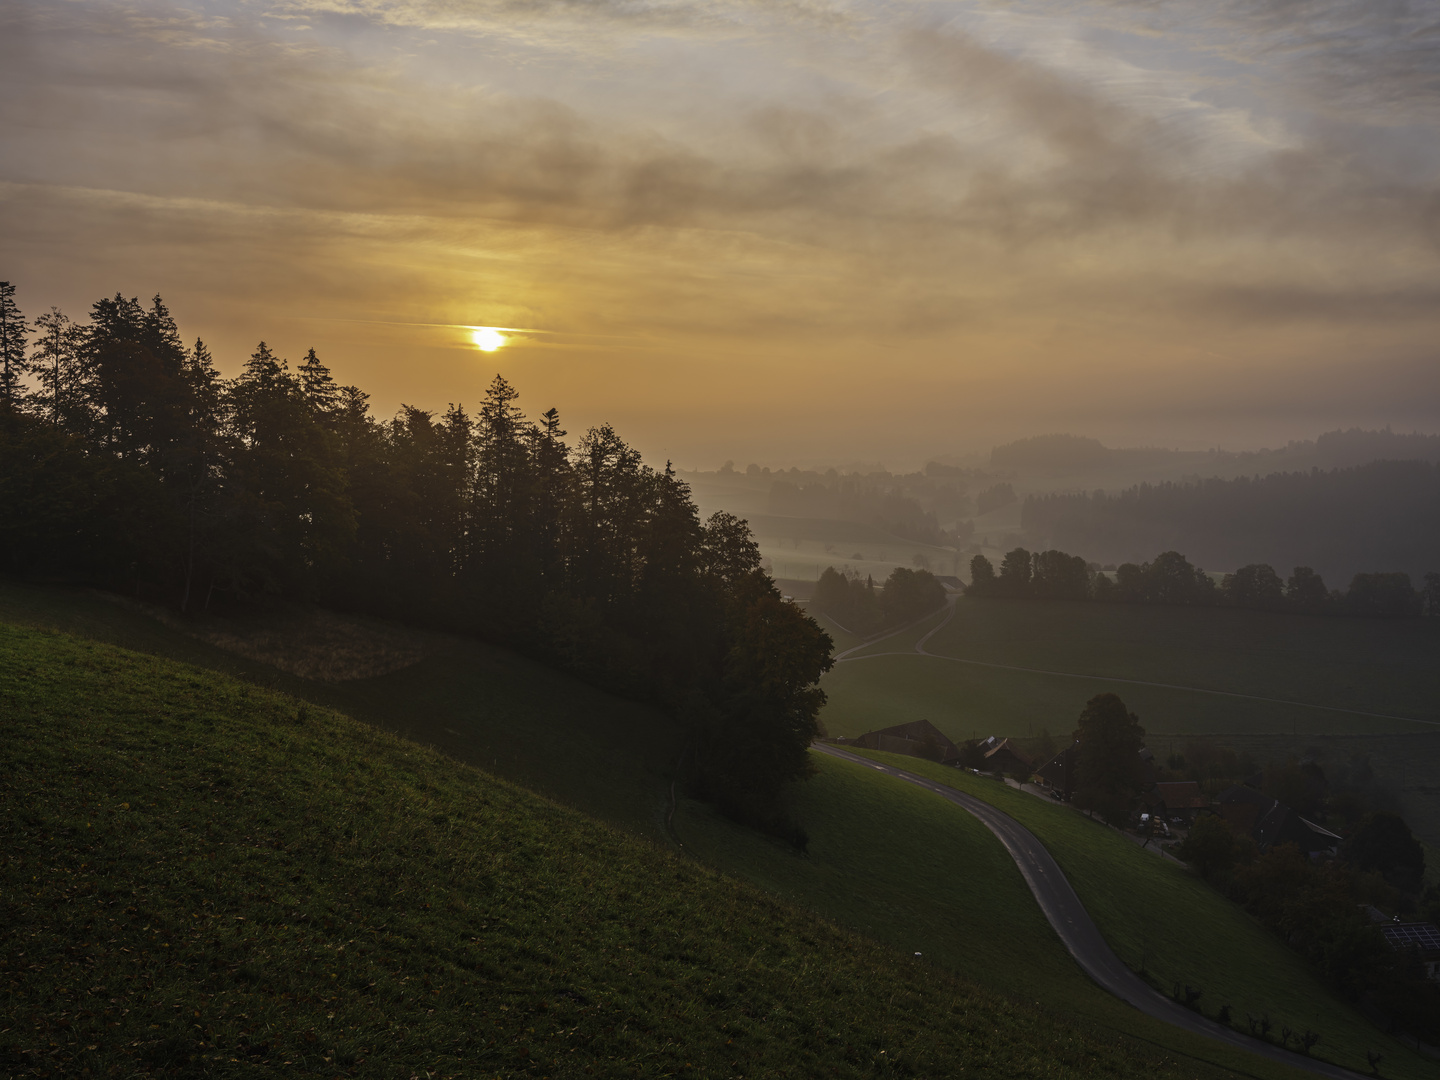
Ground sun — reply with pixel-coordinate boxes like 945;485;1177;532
472;327;506;352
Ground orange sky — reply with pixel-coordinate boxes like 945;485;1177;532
4;0;1439;467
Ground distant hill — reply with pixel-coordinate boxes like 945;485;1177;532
991;434;1152;473
991;428;1440;479
1022;460;1440;581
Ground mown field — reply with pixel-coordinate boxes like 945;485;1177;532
816;596;1440;846
830;597;1440;736
833;749;1436;1080
3;621;1289;1080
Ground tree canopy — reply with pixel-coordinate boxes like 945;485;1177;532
0;282;834;833
1071;693;1146;826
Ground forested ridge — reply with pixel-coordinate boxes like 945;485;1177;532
969;546;1438;618
1022;463;1440;582
0;281;832;834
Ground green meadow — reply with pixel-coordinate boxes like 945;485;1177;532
0;579;682;843
5;619;1298;1080
835;750;1435;1080
1;580;1429;1078
826;596;1440;738
676;754;1411;1080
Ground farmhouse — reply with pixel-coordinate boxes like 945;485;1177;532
847;719;960;764
1036;741;1079;797
979;736;1032;776
1380;923;1440;981
1151;781;1210;823
1216;785;1342;855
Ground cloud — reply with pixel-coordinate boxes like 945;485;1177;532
1088;0;1440;124
267;0;854;41
3;0;1440;459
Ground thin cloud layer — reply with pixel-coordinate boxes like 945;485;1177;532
1;0;1437;461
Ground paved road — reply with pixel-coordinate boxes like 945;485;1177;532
813;743;1372;1080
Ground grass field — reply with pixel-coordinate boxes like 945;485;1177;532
676;755;1386;1080
3;622;1290;1080
816;596;1440;846
834;597;1440;736
835;749;1436;1080
0;579;681;843
3;579;1429;1077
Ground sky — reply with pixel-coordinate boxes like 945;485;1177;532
3;0;1440;468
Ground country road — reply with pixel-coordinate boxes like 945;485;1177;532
812;743;1373;1080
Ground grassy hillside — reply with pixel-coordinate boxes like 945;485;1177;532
840;750;1435;1080
816;596;1440;845
676;756;1337;1080
3;622;1258;1080
0;578;682;843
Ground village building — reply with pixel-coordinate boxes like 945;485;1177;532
1149;780;1210;824
978;736;1032;776
1216;785;1342;855
1035;741;1079;798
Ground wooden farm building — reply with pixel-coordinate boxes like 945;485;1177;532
846;719;960;764
978;736;1032;776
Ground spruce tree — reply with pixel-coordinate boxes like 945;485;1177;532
298;347;340;416
30;307;88;428
0;281;29;409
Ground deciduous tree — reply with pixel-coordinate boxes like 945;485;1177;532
1072;693;1146;825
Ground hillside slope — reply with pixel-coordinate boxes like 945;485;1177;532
2;622;1244;1079
841;750;1435;1080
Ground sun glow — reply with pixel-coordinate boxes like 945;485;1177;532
472;327;506;352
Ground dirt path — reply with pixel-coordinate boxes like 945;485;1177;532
812;743;1373;1080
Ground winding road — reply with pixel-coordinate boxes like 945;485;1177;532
812;743;1372;1080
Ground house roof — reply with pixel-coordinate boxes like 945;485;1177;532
1252;803;1340;853
983;738;1031;768
862;719;955;745
1297;815;1342;842
1154;781;1208;809
851;718;961;761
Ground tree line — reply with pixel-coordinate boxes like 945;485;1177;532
991;428;1440;478
0;281;833;838
1020;461;1440;584
809;565;947;636
967;546;1438;618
